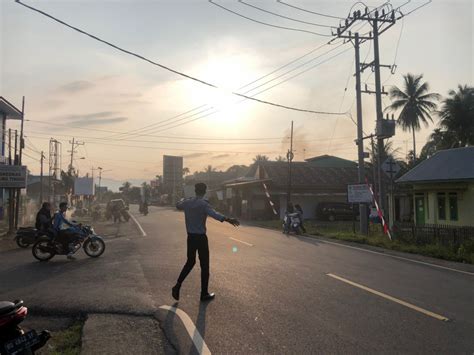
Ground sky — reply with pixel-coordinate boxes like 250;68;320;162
1;0;472;191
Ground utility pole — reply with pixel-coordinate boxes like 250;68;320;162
354;33;368;235
68;138;84;174
286;121;294;207
372;13;386;212
40;151;45;204
15;97;25;228
98;167;103;202
335;6;398;225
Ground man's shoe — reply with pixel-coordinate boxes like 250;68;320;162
172;284;181;301
200;292;215;302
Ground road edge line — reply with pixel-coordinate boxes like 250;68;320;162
129;212;147;237
298;235;474;276
326;273;449;322
159;305;211;355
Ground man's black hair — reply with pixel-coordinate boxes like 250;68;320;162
195;183;207;196
59;202;68;209
42;202;50;209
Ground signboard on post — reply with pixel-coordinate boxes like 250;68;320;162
74;177;95;196
347;184;373;204
163;155;183;202
382;157;401;179
0;166;27;188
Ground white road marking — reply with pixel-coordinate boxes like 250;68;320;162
326;273;449;322
229;237;253;247
159;305;211;355
298;235;474;276
129;213;147;237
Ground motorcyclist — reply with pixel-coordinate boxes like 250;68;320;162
283;202;295;232
53;202;83;259
35;202;52;233
294;204;307;233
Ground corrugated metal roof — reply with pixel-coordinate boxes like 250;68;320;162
396;147;474;183
0;97;22;120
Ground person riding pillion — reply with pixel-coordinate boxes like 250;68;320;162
172;182;240;302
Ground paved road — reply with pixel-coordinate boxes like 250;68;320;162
1;206;473;354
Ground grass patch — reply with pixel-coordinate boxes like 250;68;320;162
253;219;473;264
38;320;83;355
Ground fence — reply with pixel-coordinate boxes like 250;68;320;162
393;222;474;250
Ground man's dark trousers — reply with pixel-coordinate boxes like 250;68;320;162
177;233;210;294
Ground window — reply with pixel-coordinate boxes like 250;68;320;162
437;193;446;220
449;193;458;221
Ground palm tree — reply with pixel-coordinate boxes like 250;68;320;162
182;167;190;177
275;155;287;162
253;154;270;163
385;73;440;160
438;85;474;146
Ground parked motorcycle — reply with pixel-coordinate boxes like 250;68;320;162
31;225;106;262
0;300;50;355
14;228;52;249
283;213;302;235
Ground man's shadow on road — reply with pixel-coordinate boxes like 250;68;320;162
189;301;209;355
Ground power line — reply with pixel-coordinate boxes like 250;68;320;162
15;0;342;115
276;0;345;20
208;0;333;37
25;123;286;141
113;41;347;140
128;46;353;135
239;0;336;28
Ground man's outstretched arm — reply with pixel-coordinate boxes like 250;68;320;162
205;204;240;227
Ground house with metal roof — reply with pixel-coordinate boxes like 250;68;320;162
220;156;362;220
396;147;474;226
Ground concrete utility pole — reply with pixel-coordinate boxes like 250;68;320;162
354;33;368;235
98;167;103;202
68;138;84;174
286;121;294;207
335;6;398;224
40;151;45;204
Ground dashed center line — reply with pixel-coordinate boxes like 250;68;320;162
327;273;449;322
229;237;253;247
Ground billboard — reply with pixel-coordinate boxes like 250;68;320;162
163;155;183;195
74;177;95;196
0;165;27;188
347;184;372;204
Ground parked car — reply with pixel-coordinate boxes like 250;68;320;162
316;202;359;221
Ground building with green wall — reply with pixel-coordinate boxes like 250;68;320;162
396;147;474;227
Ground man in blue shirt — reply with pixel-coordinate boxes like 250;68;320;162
172;182;239;302
53;202;82;259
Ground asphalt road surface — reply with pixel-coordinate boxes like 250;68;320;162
1;206;473;354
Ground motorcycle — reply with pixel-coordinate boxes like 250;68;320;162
283;213;302;235
0;300;50;355
31;225;106;262
15;228;45;249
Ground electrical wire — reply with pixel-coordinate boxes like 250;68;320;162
112;40;346;140
15;0;343;115
276;0;345;20
238;0;336;28
208;0;333;37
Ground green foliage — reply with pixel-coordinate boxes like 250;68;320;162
39;320;83;355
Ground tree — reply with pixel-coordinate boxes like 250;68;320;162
366;139;400;167
438;85;474;147
253;154;270;163
182;167;190;177
385;73;440;161
275;155;287;162
419;128;459;161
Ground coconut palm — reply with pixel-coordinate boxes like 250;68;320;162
253;154;270;163
275;155;287;162
438;85;474;146
385;73;440;160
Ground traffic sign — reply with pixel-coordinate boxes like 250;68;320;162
382;157;401;179
347;184;372;203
